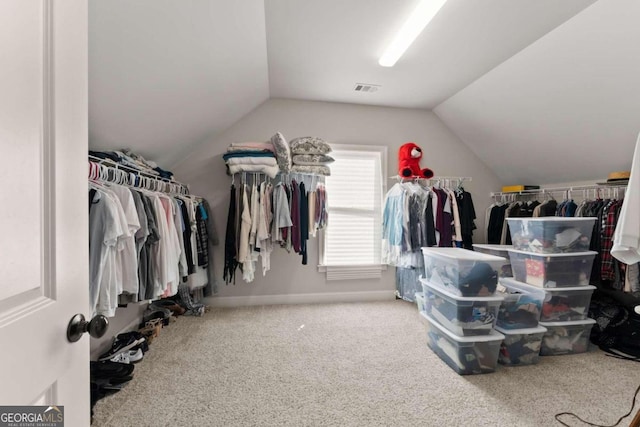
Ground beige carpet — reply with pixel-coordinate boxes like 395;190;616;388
92;301;640;427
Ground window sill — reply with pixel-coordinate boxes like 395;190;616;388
318;264;387;281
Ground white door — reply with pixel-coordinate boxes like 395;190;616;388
0;1;89;425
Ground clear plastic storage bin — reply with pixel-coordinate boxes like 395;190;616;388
507;217;596;253
539;319;596;355
495;278;547;329
421;247;506;297
472;244;513;277
415;292;426;313
508;249;597;288
540;285;596;322
421;278;503;336
494;325;547;366
422;312;504;375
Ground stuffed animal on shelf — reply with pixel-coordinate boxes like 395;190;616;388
398;142;434;179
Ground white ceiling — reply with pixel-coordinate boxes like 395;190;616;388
90;0;640;186
265;0;595;109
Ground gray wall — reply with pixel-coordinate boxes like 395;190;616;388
172;99;504;305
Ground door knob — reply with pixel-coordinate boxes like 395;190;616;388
66;313;109;342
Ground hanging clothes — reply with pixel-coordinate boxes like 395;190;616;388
224;185;238;284
88;158;214;317
382;179;476;302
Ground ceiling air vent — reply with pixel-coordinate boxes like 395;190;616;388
354;83;380;93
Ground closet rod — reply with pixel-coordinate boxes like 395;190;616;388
89;154;190;194
490;182;628;197
389;175;472;181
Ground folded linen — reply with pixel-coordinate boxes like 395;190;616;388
226;146;274;154
291;164;331;176
292;154;335;165
226;156;277;167
223;151;275;161
228;163;279;179
228;141;275;151
290;137;332;155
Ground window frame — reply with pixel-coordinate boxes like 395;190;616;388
318;144;388;279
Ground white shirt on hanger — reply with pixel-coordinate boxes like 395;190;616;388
159;194;182;296
89;187;124;317
612;132;640;264
151;194;171;297
108;184;140;297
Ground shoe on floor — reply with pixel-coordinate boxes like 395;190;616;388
90;361;135;379
128;348;144;363
98;336;145;361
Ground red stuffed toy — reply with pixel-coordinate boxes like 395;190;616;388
398;142;434;179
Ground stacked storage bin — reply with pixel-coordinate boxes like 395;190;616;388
506;217;598;356
494;278;547;365
472;244;514;277
419;248;506;375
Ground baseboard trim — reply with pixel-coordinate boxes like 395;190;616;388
205;290;396;307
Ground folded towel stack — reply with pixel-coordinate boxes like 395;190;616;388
289;137;334;176
223;134;333;178
223;141;279;178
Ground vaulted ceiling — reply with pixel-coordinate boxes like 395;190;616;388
89;0;640;184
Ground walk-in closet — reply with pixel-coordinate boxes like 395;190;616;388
3;1;640;426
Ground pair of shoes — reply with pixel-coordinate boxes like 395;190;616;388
150;299;186;316
90;361;135;379
109;348;144;364
98;337;145;362
116;331;149;354
138;319;163;345
143;306;171;325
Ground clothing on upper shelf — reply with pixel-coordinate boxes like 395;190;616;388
88;180;216;318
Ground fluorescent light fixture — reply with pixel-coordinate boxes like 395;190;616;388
378;0;448;67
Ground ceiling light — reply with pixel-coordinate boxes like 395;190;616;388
378;0;449;67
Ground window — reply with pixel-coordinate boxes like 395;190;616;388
320;144;387;280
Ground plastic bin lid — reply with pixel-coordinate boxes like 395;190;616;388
473;244;513;250
498;278;548;296
421;247;506;262
542;285;596;292
421;311;505;342
419;277;504;302
539;318;597;327
494;325;547;335
507;248;598;257
505;217;597;223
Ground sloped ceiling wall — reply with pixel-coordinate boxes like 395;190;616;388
88;0;269;167
88;0;640;184
435;0;640;185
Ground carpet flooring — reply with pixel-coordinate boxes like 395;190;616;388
92;301;640;427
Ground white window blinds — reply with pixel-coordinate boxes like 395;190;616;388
323;146;385;268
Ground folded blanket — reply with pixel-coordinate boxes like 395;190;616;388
226;146;274;154
226;156;277;167
229;141;275;151
223;151;275;161
292;154;335;165
228;163;279;179
291;164;331;176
